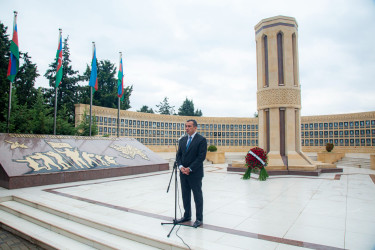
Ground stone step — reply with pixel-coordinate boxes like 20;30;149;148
336;157;371;168
0;196;186;250
341;157;370;162
337;163;371;168
0;209;95;249
0;199;158;250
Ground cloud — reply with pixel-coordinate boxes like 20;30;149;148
1;0;374;118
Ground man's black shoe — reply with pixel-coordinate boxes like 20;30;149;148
193;220;203;228
174;217;191;224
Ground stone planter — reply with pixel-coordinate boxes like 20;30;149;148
206;152;225;164
317;152;345;164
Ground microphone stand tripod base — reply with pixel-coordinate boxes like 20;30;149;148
161;159;195;237
161;220;195;238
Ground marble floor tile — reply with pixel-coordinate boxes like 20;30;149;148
217;233;279;250
344;231;375;250
284;224;345;248
1;161;375;250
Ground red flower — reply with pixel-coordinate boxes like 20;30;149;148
245;147;267;170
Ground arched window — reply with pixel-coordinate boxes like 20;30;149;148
277;32;284;85
263;35;269;87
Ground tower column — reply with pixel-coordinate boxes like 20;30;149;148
258;109;265;150
267;107;285;169
255;16;317;171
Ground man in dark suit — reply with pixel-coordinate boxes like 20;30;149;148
175;119;207;228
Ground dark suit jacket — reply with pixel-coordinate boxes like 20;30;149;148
176;133;207;178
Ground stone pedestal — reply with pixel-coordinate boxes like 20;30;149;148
231;160;245;168
317;152;344;164
206;152;225;164
266;152;286;170
371;154;375;170
287;151;317;171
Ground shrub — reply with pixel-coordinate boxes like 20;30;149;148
326;143;334;152
207;145;217;152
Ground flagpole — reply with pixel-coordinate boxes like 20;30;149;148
117;96;120;138
7;81;12;133
7;11;18;133
89;86;93;136
117;52;122;138
89;42;95;137
54;87;58;135
54;28;62;135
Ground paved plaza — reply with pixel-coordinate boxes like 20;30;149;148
0;153;375;249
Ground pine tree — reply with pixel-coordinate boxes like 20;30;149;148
120;85;133;110
14;52;39;108
138;105;154;113
29;88;53;134
44;36;80;123
75;108;98;136
0;22;40;132
178;98;203;116
178;98;195;116
194;109;203;117
156;97;175;115
0;88;32;133
0;22;11;124
81;60;133;110
56;104;76;135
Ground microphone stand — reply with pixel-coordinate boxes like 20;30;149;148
161;137;194;237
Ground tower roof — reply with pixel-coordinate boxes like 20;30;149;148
254;15;298;34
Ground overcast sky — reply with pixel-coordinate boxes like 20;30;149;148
1;0;375;117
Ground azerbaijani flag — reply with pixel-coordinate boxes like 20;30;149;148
117;56;124;98
89;44;98;91
120;88;126;101
55;30;63;88
7;12;19;83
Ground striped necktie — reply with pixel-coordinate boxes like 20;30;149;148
186;136;192;151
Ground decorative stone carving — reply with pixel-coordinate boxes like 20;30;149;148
257;87;301;109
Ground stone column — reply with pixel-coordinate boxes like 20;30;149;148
254;16;317;171
258;109;265;150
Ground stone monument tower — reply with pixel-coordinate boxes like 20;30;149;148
255;16;316;171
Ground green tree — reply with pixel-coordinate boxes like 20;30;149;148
194;109;203;117
0;22;10;124
0;88;32;133
56;104;76;135
81;60;133;110
44;36;81;123
14;52;39;108
178;98;194;116
178;98;203;117
156;97;175;115
0;23;40;132
138;105;154;113
29;88;53;134
75;108;98;136
120;85;133;110
75;84;91;105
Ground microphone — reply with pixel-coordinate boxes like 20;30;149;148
178;134;186;141
175;134;186;147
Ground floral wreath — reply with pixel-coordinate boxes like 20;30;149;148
243;147;269;181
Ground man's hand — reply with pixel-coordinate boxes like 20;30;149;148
181;167;190;175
